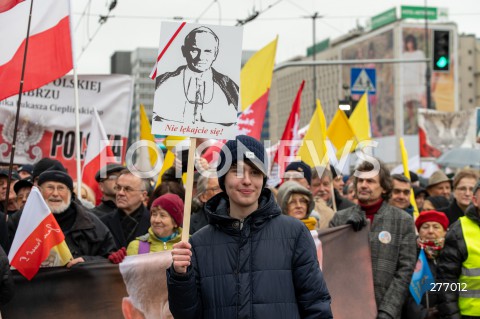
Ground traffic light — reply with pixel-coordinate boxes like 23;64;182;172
432;30;450;72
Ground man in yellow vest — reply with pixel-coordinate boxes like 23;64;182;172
437;181;480;319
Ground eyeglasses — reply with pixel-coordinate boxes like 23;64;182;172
205;186;220;193
42;184;69;194
456;186;474;193
114;185;144;193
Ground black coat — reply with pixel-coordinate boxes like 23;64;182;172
189;206;209;235
332;188;355;211
167;189;332;319
100;204;150;249
439;199;465;227
0;245;14;305
436;205;480;319
63;202;117;260
402;246;441;319
91;199;117;218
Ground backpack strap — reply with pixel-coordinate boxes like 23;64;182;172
138;240;151;254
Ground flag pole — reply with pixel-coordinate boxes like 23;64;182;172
3;0;35;218
68;0;82;196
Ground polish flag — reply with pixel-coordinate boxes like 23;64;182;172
0;0;73;101
82;110;117;205
8;187;73;280
268;81;305;186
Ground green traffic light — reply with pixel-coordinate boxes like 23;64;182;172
436;56;448;69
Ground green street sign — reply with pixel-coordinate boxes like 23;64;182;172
401;6;437;20
307;38;330;57
371;7;397;30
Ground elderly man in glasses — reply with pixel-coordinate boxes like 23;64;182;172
100;170;151;250
91;163;125;218
8;169;117;267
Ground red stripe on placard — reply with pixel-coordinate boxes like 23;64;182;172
150;22;187;79
157;22;187;63
10;214;65;280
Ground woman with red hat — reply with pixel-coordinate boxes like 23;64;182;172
402;210;449;319
127;194;184;255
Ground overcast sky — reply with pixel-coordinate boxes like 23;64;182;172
71;0;480;74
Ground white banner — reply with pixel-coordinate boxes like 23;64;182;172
0;74;133;179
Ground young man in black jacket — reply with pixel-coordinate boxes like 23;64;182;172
167;135;332;319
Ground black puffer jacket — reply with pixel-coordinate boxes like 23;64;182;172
436;205;480;319
167;189;332;319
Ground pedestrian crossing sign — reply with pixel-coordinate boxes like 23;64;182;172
350;68;376;95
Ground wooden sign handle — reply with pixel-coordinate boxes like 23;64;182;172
181;137;197;242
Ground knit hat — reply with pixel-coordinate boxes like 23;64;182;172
415;210;449;231
13;177;33;194
17;164;33;175
0;169;20;180
151;193;184;227
32;158;66;180
285;161;312;185
276;181;314;216
424;196;450;210
413;186;428;198
38;170;74;193
427;170;450;189
217;135;268;192
95;163;125;182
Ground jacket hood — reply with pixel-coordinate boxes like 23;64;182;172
204;188;281;234
276;181;314;216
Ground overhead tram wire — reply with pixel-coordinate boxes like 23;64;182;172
76;0;117;61
236;0;283;26
74;0;92;32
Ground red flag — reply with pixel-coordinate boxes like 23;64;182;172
237;90;270;139
273;80;305;166
82;110;116;205
0;0;73;101
8;187;73;280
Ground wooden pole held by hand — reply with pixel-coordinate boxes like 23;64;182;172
181;137;197;242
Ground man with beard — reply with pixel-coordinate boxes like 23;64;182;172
9;170;117;267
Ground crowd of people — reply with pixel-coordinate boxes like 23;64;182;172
0;134;479;318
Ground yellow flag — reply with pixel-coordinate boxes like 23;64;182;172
400;138;419;219
349;92;371;142
327;109;356;156
297;99;328;167
155;136;187;188
240;37;278;111
139;105;158;168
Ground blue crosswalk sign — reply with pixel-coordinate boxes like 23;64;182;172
350;68;376;95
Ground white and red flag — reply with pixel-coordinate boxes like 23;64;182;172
8;187;73;280
0;0;73;101
269;80;305;186
82;110;117;205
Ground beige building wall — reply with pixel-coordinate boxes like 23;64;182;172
269;49;341;143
